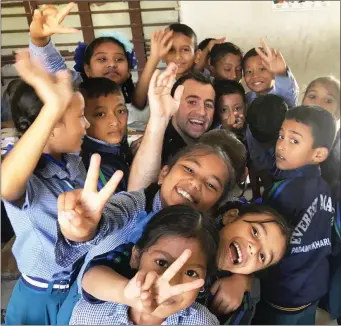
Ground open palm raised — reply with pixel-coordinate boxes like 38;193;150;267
57;154;123;242
148;62;184;120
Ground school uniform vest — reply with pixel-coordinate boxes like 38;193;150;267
81;135;131;193
262;164;333;309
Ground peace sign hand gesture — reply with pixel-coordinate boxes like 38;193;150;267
255;39;287;76
148;62;184;120
30;2;79;46
58;154;123;242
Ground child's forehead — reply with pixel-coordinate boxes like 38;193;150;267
85;93;124;107
309;81;339;98
244;55;262;67
171;32;195;46
282;119;313;137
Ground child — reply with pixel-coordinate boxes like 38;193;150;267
254;105;337;325
79;77;131;192
213;79;246;141
53;64;247;323
28;3;149;122
209;42;243;82
70;205;220;325
303;77;341;324
195;38;215;74
245;94;288;200
162;23;199;80
0;50;91;324
242;39;299;107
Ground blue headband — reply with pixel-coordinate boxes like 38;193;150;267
74;31;137;72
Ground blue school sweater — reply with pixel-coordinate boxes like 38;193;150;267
80;135;131;193
262;164;333;310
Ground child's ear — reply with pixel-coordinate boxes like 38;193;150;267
222;209;240;225
194;49;201;64
84;64;92;77
130;246;140;269
158;165;170;185
312;147;329;164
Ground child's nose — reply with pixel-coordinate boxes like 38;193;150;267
248;241;260;256
109;115;119;126
168;271;183;287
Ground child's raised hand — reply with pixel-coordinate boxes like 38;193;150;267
153;249;205;307
58;154;123;242
255;39;287;76
123;270;159;313
150;30;173;61
30;2;78;44
148;62;184;120
15;50;73;115
207;37;226;52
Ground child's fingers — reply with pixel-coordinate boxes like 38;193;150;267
255;47;269;62
141;271;158;292
83;154;101;194
163;62;178;89
173;85;184;107
99;170;124;208
156;63;175;88
168;278;205;298
140;293;157;313
260;38;272;57
149;69;161;92
161;29;173;45
160;249;191;282
56;2;76;23
136;270;147;288
49;25;80;35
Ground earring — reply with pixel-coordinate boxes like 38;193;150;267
157;181;161;185
199;287;205;293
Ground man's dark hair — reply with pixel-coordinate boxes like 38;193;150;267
285;105;337;150
246;94;288;144
171;71;215;98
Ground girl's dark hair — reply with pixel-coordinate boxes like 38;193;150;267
11;81;43;136
167;129;247;210
167;23;198;49
212;79;246;128
79;37;135;103
209;42;243;67
135;204;219;279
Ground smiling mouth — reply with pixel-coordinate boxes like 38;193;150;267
176;187;195;203
229;241;243;265
189;119;205;127
252;81;263;86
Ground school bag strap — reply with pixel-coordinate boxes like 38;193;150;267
267;178;296;201
332;199;341;244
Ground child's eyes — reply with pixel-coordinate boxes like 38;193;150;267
118;109;128;115
259;252;266;263
260;67;266;72
325;98;334;104
290;139;299;144
206;182;216;191
233;107;242;112
252;226;259;237
307;94;316;99
185;270;199;278
181;48;190;52
278;134;284;140
95;112;105;118
97;57;107;62
156;259;168;268
221;107;230;113
244;70;251;76
224;68;231;72
184;166;194;173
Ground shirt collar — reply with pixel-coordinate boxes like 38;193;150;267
39;153;84;181
152;190;163;212
275;164;321;179
82;135;124;156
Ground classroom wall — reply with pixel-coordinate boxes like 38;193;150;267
179;0;340;102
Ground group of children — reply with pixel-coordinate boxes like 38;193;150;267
1;2;340;325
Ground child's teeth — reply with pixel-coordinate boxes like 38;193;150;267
177;188;194;202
